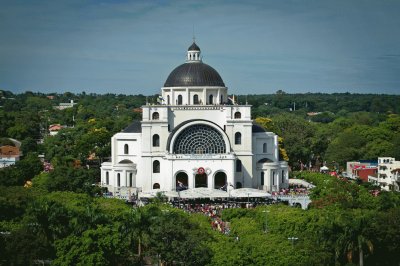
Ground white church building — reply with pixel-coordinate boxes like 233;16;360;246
100;41;288;196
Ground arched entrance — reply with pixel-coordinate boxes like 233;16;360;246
176;172;188;191
214;172;227;189
195;173;208;188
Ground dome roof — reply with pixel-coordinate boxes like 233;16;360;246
164;62;225;87
188;42;200;51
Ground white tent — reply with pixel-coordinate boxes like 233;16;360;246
179;188;229;198
230;188;271;198
320;166;329;172
138;189;179;198
289;179;316;188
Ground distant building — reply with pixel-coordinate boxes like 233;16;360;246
0;145;20;168
346;161;378;180
368;157;400;191
54;100;76;110
49;124;66;136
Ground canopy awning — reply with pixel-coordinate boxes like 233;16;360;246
230;188;271;198
138;189;179;198
179;188;229;198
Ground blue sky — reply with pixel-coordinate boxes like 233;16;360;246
1;0;399;95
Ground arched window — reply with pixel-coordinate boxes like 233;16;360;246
173;124;226;154
177;95;183;105
153;160;160;173
263;143;267;153
124;144;129;155
106;172;109;185
234;112;241;119
153;134;160;147
129;173;133;187
117;173;121;187
193;94;199;104
236;159;242;172
209;94;213;104
235;132;242;145
261;172;264;186
153;183;160;189
152;112;159;120
167;95;170;105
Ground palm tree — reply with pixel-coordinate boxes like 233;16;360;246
335;212;373;266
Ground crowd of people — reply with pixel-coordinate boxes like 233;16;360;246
168;198;280;234
271;187;310;196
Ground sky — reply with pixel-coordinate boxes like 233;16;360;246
1;0;399;95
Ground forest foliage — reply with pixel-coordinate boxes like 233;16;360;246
1;90;400;265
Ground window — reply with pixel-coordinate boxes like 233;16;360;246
234;112;241;119
281;170;284;183
177;95;183;105
235;132;242;145
153;134;160;147
106;172;109;185
124;144;129;155
173;124;226;154
167;95;170;105
152;112;159;120
261;172;264;186
193;94;199;104
117;173;120;187
236;159;242;172
272;172;275;185
220;95;223;103
153;160;160;173
129;173;133;187
263;143;267;153
153;183;160;189
236;182;242;189
209;94;213;104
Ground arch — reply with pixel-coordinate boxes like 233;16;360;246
167;95;170;105
209;94;213;104
106;172;109;185
235;132;242;145
153;134;160;147
173;124;226;154
234;112;241;119
193;94;199;105
236;159;242;172
195;173;208;188
118;159;134;164
167;120;231;154
214;171;227;189
236;182;242;189
124;144;129;154
261;172;265;186
176;171;188;191
177;95;183;105
152;112;159;120
117;173;121;187
263;143;267;153
153;183;160;189
153;160;160;173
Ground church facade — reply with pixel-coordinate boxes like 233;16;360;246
100;42;288;195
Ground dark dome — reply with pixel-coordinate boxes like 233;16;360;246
188;42;200;51
164;62;225;87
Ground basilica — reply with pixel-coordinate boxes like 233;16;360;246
100;41;288;196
